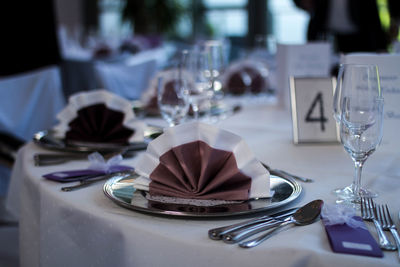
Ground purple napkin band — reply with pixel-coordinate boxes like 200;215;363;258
43;165;133;183
322;214;383;258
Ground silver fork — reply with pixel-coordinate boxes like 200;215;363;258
360;197;396;250
377;204;400;257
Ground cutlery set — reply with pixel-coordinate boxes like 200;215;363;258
208;199;323;248
361;197;400;258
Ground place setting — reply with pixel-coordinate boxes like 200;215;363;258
103;121;303;217
33;89;163;154
32;90;163;190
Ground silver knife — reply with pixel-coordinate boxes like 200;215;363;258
262;163;313;183
61;170;137;192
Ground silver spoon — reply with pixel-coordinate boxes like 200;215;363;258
239;199;324;248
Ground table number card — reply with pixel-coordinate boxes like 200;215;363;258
289;77;339;144
277;43;332;109
342;53;400;148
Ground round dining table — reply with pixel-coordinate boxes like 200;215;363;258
6;98;400;267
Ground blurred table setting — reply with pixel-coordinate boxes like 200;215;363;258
4;38;400;267
58;26;172;100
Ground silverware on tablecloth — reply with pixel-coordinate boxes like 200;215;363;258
221;210;297;244
34;150;137;166
376;204;400;257
208;207;298;241
61;170;136;192
238;199;323;248
261;163;313;183
360;197;396;251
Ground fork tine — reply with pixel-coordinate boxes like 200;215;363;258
382;205;389;228
384;204;394;226
368;197;375;218
377;204;386;229
360;197;365;218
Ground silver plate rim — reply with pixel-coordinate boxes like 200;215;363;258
103;174;302;218
32;125;162;153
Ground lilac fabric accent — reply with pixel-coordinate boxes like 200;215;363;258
43;165;133;183
322;215;383;258
149;140;252;201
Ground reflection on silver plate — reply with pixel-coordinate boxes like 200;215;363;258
33;125;163;153
103;173;302;218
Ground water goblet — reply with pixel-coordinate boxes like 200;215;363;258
157;74;190;127
334;64;384;203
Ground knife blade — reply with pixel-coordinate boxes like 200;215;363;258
61;170;137;192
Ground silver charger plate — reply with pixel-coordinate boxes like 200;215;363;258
103;172;302;218
33;125;163;153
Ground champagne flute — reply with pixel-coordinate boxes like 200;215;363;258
203;40;225;94
181;49;213;120
334;64;384;203
157;72;190;127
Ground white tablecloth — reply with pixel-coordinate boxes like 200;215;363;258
6;101;400;267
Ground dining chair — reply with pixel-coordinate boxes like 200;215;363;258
0;65;66;141
0;65;66;201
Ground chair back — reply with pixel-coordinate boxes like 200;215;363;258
0;66;66;141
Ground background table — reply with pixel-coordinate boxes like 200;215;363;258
6;100;400;267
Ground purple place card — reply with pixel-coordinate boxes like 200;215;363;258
322;215;383;258
43;165;133;183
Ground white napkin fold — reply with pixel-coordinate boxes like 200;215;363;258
133;122;271;200
53;89;145;142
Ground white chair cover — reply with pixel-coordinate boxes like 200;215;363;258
94;57;158;100
0;66;66;141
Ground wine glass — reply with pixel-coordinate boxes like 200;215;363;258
334;64;384;203
203;40;225;93
157;72;190;127
180;49;213;120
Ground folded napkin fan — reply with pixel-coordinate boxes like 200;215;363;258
54;90;145;144
133;122;271;201
140;69;195;115
222;59;270;95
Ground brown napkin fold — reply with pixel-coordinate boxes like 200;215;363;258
149;140;252;200
134;122;271;202
226;66;268;95
223;58;271;95
66;103;134;144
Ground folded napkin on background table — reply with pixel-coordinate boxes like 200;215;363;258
140;69;177;115
222;59;271;95
133;122;271;201
54;90;145;144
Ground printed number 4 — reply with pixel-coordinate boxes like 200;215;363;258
305;92;327;131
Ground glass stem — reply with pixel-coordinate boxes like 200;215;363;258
352;160;364;197
193;104;199;120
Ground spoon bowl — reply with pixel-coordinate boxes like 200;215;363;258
239;199;324;248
